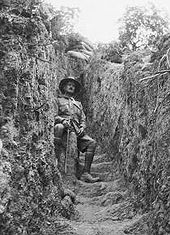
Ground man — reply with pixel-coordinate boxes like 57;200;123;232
54;76;100;183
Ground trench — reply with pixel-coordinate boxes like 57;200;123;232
59;152;146;235
0;3;170;234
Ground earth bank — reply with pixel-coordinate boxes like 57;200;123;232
0;1;170;235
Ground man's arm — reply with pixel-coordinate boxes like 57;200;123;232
54;97;71;128
80;103;86;129
53;97;66;124
78;103;86;137
55;116;65;124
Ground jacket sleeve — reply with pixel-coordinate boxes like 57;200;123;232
53;97;65;124
55;116;65;124
79;103;86;130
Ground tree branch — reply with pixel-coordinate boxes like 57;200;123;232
139;70;170;82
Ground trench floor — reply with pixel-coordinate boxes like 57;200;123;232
63;154;147;235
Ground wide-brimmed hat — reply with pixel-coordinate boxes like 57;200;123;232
59;76;82;94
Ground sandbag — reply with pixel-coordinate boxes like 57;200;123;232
69;42;93;53
80;41;94;52
68;45;82;51
67;51;89;61
80;49;93;56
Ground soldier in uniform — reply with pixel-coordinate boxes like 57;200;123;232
54;76;100;183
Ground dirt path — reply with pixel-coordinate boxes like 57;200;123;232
64;154;144;235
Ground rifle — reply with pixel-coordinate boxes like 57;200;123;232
64;120;70;174
64;118;83;173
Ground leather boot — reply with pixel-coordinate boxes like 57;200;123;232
81;147;100;183
54;137;62;145
81;172;100;183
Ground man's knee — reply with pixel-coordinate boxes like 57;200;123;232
54;123;64;138
87;139;97;152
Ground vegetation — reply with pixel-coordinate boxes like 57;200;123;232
118;3;170;51
0;1;81;234
1;0;170;234
96;41;123;63
49;5;80;38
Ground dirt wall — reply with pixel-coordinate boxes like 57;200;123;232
0;2;81;234
120;40;170;234
82;58;124;159
83;37;170;234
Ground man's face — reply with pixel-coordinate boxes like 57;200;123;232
64;81;76;94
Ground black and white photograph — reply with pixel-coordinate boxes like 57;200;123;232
0;0;170;234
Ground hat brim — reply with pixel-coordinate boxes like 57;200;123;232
59;78;82;94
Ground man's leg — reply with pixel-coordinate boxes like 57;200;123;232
84;139;96;173
54;123;64;144
81;139;100;183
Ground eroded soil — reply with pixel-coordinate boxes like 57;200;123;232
61;154;148;235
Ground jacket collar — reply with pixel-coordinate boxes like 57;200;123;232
58;94;81;109
58;94;74;100
58;94;76;102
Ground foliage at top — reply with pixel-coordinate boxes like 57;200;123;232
96;41;123;63
0;0;42;12
48;4;79;38
118;3;170;51
0;0;79;37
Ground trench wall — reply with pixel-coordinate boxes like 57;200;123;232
0;3;84;234
83;38;170;234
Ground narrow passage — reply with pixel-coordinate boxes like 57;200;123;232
66;154;143;235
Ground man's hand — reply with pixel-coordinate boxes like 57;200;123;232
77;127;85;137
62;119;71;128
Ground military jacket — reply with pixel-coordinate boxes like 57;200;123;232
54;94;86;134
